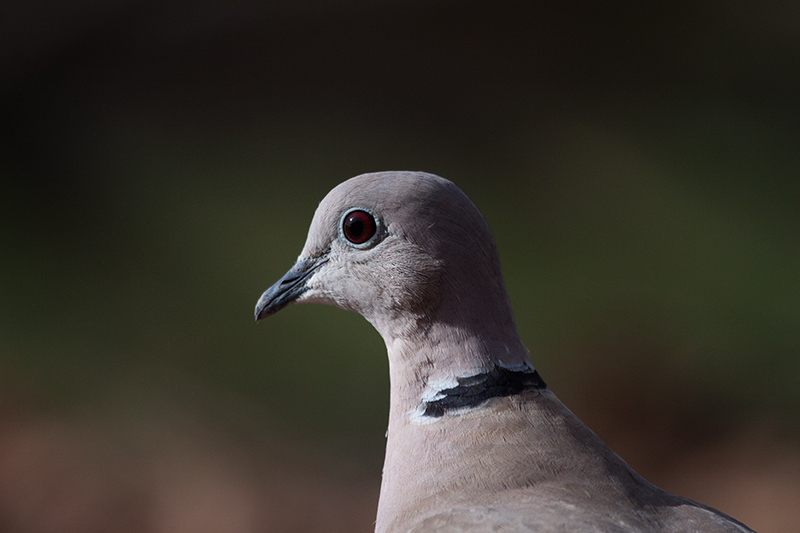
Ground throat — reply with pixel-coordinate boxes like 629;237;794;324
417;365;547;419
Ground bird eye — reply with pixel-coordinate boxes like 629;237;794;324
342;209;377;245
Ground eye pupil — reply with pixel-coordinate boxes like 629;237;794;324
343;210;376;245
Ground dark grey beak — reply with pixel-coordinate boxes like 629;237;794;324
254;255;329;322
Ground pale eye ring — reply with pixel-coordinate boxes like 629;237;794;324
338;207;380;248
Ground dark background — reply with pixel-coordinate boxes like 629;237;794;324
1;1;799;531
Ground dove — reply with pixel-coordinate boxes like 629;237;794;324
255;171;754;532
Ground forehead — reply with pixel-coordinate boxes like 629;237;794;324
301;171;480;255
329;172;447;209
315;172;451;223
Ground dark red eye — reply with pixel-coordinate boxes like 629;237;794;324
342;209;376;245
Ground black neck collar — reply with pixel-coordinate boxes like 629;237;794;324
420;365;547;418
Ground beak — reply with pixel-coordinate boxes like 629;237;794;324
254;255;329;322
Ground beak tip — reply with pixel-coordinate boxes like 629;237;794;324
254;296;277;323
254;304;267;323
254;254;326;326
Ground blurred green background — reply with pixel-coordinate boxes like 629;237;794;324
1;1;798;532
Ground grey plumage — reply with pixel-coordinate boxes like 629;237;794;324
255;171;754;533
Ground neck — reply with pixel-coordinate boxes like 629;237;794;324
374;319;549;532
372;285;544;531
383;319;533;425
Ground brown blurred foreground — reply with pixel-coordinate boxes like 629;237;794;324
0;392;379;533
1;388;798;533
